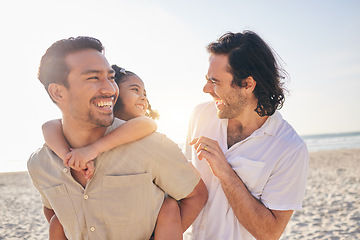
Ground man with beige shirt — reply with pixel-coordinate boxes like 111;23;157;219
28;36;207;239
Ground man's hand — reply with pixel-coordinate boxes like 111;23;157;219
190;136;233;179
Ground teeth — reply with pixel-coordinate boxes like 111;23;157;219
136;105;144;111
96;101;112;108
215;100;224;107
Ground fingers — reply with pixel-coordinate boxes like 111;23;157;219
191;137;214;153
84;161;95;181
189;138;198;145
64;152;73;166
67;155;76;169
68;155;82;171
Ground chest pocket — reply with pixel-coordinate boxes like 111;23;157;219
102;173;150;225
228;157;266;199
42;184;79;233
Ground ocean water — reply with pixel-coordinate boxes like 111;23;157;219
1;132;360;173
302;131;360;152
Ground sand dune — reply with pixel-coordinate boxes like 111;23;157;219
1;148;359;239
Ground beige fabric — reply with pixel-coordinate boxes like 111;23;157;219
28;118;201;240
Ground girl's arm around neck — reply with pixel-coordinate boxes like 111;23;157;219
42;119;70;161
90;116;157;155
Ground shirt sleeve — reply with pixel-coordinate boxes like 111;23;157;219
260;142;309;210
184;108;196;160
27;152;52;209
152;134;201;201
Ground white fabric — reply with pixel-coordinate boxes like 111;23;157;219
183;101;309;240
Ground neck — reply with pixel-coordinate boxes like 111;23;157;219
227;109;269;147
61;117;108;149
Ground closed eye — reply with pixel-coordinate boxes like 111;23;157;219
206;75;218;85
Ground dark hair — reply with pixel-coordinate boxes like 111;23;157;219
111;64;159;120
38;36;104;101
207;31;286;117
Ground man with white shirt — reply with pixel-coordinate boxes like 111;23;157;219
184;31;308;240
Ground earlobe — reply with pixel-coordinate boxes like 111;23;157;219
48;83;67;103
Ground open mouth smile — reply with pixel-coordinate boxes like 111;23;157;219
215;100;225;108
92;97;115;112
136;104;146;112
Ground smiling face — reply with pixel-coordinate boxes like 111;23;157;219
114;74;148;121
203;54;248;119
63;49;119;127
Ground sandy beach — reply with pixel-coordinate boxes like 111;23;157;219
1;148;359;240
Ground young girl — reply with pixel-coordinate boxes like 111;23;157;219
43;65;182;240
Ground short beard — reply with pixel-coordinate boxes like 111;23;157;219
216;96;247;119
88;110;114;127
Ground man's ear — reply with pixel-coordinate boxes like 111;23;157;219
48;83;67;104
244;76;256;93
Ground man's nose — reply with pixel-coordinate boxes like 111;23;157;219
203;81;213;94
100;78;118;96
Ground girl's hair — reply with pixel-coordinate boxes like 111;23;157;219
111;64;159;120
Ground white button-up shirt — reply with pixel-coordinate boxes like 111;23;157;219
184;102;308;240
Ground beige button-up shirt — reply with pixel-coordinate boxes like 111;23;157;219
28;118;201;240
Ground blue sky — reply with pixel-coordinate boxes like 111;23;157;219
0;0;359;172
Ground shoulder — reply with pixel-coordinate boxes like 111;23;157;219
191;101;215;114
269;113;308;160
269;112;305;146
27;145;54;177
139;132;181;149
28;145;63;171
28;146;46;169
189;101;216;123
105;118;126;134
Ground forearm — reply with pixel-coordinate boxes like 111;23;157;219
91;116;157;154
42;120;70;160
178;180;208;232
219;170;290;240
190;136;292;239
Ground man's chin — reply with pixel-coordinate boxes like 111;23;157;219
89;114;115;127
216;110;226;119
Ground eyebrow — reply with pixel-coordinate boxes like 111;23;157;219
81;69;115;75
127;84;146;93
206;75;220;82
128;84;141;87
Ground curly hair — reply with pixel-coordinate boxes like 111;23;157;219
207;31;286;116
111;65;159;120
38;36;104;102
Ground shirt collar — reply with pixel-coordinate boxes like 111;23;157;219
255;111;283;137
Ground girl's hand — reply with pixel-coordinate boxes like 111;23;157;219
67;146;98;171
83;161;95;181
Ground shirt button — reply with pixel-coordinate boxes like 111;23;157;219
84;195;89;200
63;168;68;173
90;226;95;232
